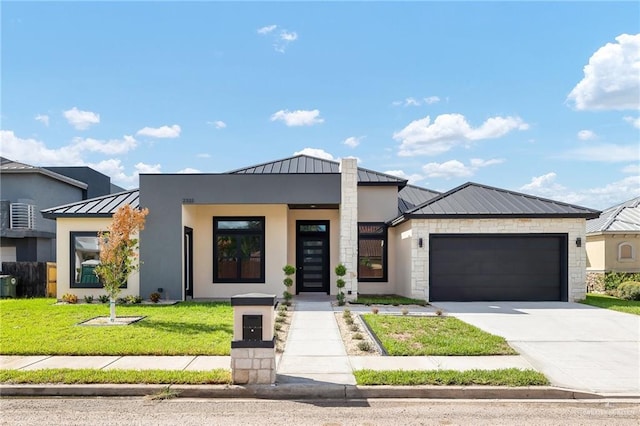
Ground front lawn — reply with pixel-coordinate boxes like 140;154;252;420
354;368;548;386
0;298;233;355
362;315;516;356
352;295;427;306
579;293;640;315
0;368;231;384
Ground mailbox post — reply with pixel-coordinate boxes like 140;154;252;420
230;293;277;384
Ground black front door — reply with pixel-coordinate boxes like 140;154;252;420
184;227;193;298
296;220;330;294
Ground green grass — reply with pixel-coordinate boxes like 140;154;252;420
354;368;549;386
0;298;233;355
362;315;516;356
579;293;640;315
352;295;427;306
0;368;231;384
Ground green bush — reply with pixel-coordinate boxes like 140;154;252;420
605;272;640;292
617;281;640;301
98;294;109;304
83;295;94;304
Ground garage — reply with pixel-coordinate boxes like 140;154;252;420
429;234;568;302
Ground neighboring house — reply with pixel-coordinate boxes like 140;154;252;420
43;154;599;302
586;196;640;275
0;157;121;263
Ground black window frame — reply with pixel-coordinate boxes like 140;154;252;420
69;231;125;289
357;222;388;282
213;216;266;283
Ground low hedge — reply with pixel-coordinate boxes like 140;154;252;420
617;281;640;301
605;272;640;292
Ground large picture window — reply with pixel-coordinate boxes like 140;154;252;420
213;217;265;283
358;223;387;282
69;231;108;289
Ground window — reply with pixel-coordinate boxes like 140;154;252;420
358;223;387;282
213;217;265;283
618;242;635;262
70;231;108;289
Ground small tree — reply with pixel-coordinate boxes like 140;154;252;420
335;263;347;306
95;204;149;322
282;265;295;306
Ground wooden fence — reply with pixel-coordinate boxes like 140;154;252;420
1;262;57;297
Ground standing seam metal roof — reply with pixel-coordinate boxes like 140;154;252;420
1;157;88;189
586;196;640;233
229;154;408;186
397;185;441;215
400;182;600;218
41;189;139;218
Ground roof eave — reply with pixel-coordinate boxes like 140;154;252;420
41;212;115;220
403;213;600;220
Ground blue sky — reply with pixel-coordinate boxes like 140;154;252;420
2;1;639;209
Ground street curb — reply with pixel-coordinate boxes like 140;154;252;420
0;384;623;400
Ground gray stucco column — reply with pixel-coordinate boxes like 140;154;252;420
339;158;358;299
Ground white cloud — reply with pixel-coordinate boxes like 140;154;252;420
392;96;441;107
422;157;504;179
35;114;49;126
271;109;324;126
257;25;277;34
624;116;640;129
197;153;211;158
208;120;226;129
136;124;181;138
135;162;161;174
520;172;640;209
0;130;83;165
395;113;529;156
71;135;137;155
280;30;298;42
258;24;298;53
63;107;100;130
577;130;597;140
384;170;424;184
567;33;640;111
343;136;363;148
622;164;640;174
177;167;201;174
563;143;639;162
89;160;161;188
293;148;335;161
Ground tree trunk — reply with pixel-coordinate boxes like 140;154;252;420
109;297;116;323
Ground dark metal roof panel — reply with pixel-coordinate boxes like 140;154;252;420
406;182;600;218
41;189;139;218
0;156;88;189
398;185;441;214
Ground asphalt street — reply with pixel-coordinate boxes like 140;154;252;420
1;398;639;426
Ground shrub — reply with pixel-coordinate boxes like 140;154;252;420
282;265;295;304
335;264;347;306
62;293;78;304
605;272;640;293
342;308;352;318
357;341;372;352
83;295;94;304
350;324;360;332
149;292;161;303
344;316;354;325
435;309;443;316
274;323;282;331
278;310;287;318
98;294;109;304
401;307;409;316
275;316;286;323
126;295;142;304
617;281;640;301
353;332;364;340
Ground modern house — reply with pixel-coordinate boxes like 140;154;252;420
586;196;640;275
43;154;600;303
0;157;123;264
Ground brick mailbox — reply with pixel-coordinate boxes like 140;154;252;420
230;293;277;384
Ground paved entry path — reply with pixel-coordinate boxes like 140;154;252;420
276;294;355;385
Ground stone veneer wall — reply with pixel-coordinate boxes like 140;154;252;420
230;347;276;384
339;158;358;298
408;218;588;302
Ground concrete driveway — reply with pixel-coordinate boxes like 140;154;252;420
431;302;640;394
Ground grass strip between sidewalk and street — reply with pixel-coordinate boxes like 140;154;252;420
0;368;231;385
362;315;517;356
579;293;640;315
351;295;427;306
354;368;549;386
0;298;233;356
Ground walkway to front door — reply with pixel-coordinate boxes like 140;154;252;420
276;294;355;384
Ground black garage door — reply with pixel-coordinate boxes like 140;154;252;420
429;234;567;302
